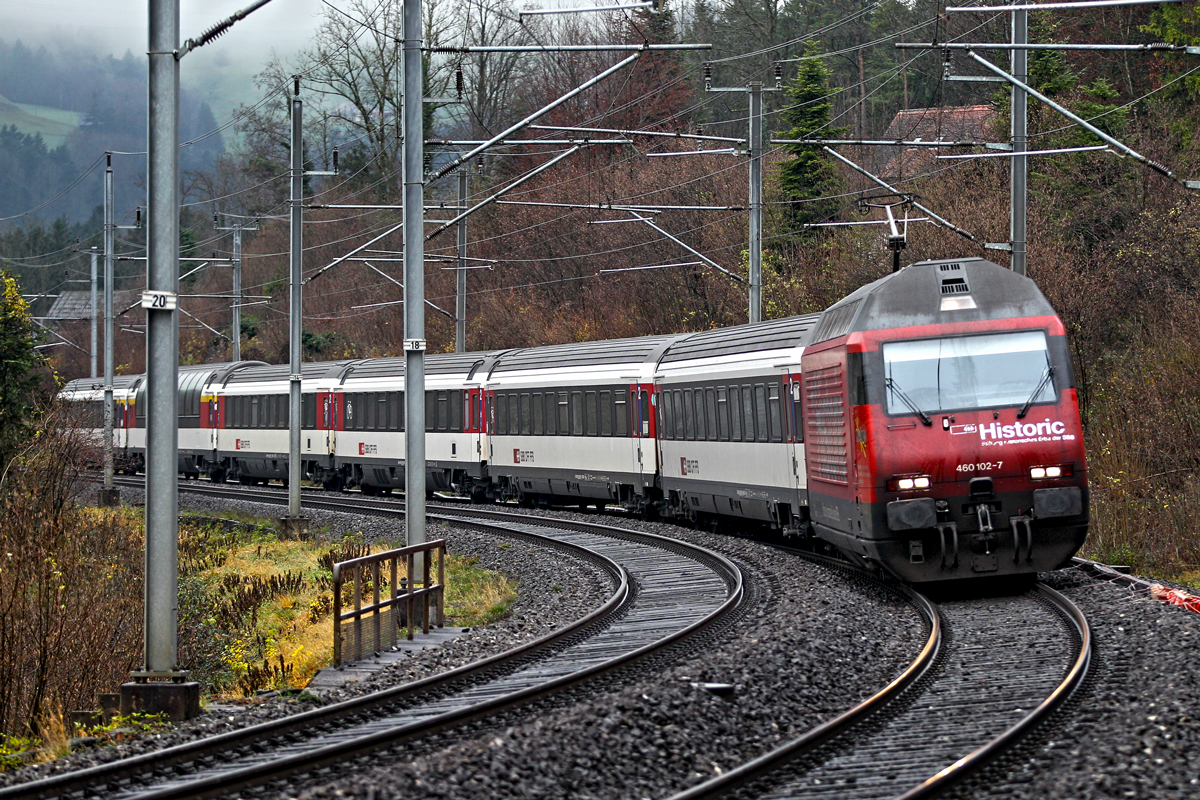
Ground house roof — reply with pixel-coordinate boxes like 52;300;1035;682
876;105;999;180
882;105;997;143
43;290;138;321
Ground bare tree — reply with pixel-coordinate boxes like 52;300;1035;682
449;0;536;139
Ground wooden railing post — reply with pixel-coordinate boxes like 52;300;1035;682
330;539;448;665
437;543;446;628
372;560;381;655
332;563;342;667
390;555;399;640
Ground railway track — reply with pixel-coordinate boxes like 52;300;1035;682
668;577;1091;800
4;482;744;800
73;478;1091;799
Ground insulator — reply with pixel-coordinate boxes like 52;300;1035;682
293;75;300;96
213;213;219;228
456;66;464;98
704;62;712;91
332;147;339;174
195;18;232;48
774;62;783;89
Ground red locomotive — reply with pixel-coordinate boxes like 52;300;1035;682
801;257;1089;581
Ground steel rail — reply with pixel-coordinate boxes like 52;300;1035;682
664;554;942;800
895;582;1092;798
1;505;629;800
9;484;744;800
666;574;1091;800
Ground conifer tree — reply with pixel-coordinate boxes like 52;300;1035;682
776;41;847;233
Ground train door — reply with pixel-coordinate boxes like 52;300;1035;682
323;391;339;455
784;371;805;493
205;393;219;452
466;388;484;461
631;383;655;480
484;390;495;463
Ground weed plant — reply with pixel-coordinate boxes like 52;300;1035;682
1080;309;1200;588
179;520;518;699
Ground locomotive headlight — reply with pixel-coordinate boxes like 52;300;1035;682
889;475;932;491
1030;464;1073;479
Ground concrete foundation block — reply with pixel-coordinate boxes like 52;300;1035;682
119;681;201;722
278;515;309;539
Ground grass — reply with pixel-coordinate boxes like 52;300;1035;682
0;713;171;771
178;515;519;700
443;554;519;627
0;95;80;148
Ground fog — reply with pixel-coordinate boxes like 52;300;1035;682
4;0;325;120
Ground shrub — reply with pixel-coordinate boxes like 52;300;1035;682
0;409;142;739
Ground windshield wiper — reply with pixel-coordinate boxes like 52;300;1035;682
1017;365;1055;419
886;378;932;426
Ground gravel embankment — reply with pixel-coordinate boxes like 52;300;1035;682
0;490;611;787
263;508;927;800
950;566;1200;800
9;489;1196;800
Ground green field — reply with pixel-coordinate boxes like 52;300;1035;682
0;95;80;148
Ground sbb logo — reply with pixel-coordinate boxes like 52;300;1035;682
359;443;378;455
513;449;534;463
680;458;699;475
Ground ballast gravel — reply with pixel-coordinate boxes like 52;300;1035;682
262;507;928;800
11;491;1197;800
951;565;1200;800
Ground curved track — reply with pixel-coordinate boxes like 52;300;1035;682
669;578;1090;800
3;484;744;800
64;479;1090;799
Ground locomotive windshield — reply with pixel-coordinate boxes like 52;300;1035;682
882;330;1055;415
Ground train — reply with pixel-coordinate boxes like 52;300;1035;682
62;257;1089;582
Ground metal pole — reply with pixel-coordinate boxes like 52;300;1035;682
288;81;303;523
403;0;427;553
748;81;762;324
90;247;98;378
967;51;1176;180
232;227;242;361
1011;10;1028;277
103;156;115;494
456;168;467;353
822;146;981;244
144;0;180;677
432;52;641;181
